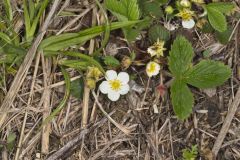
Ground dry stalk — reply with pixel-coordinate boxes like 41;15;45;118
82;5;97;128
14;52;41;160
0;0;62;129
91;91;131;135
41;52;52;154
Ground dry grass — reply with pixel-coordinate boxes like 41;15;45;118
0;0;240;160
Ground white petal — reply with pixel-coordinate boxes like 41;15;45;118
117;72;129;84
105;70;117;80
118;84;130;95
146;62;160;77
99;81;110;94
182;19;195;29
107;91;120;101
147;48;156;57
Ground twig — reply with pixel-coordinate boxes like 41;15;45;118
14;52;41;160
140;77;150;108
82;86;90;128
168;120;175;160
212;86;240;156
91;91;131;135
41;52;52;154
212;22;240;157
20;76;81;96
46;115;111;160
82;5;96;129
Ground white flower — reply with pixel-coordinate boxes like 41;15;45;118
99;70;130;101
180;0;191;7
147;47;156;57
182;19;195;29
176;9;195;29
146;61;160;77
147;40;166;57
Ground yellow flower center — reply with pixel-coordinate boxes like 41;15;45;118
109;79;122;91
147;63;157;73
177;9;194;21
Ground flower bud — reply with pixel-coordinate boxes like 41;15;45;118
86;67;102;80
165;6;174;14
86;78;96;89
180;0;191;7
121;56;132;70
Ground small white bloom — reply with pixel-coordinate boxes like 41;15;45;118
182;19;195;29
146;61;160;77
147;40;166;57
147;47;157;57
99;70;130;101
180;0;191;7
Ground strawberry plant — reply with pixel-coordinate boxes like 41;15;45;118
168;36;231;119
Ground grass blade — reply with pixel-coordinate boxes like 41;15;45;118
29;0;49;38
23;0;31;40
3;0;13;21
40;67;70;129
39;20;143;51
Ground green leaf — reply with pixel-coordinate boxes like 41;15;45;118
0;32;12;44
170;79;194;120
215;26;233;44
105;0;140;41
206;7;227;32
3;0;13;21
40;67;70;128
186;60;231;88
58;60;89;70
201;20;214;33
206;2;235;14
148;24;170;42
139;0;163;18
104;56;120;67
182;145;198;160
124;28;139;42
6;132;16;151
70;78;84;99
39;20;142;51
105;0;140;21
156;0;168;5
168;36;194;78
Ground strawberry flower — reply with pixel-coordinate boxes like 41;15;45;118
99;70;130;101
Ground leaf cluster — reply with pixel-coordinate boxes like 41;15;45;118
206;2;235;33
168;36;231;119
182;145;198;160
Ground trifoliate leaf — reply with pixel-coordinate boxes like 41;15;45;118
105;0;140;21
105;0;140;41
148;24;170;42
206;2;235;14
168;36;194;78
171;79;194;120
104;56;120;67
70;78;84;99
206;7;227;32
186;60;231;88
